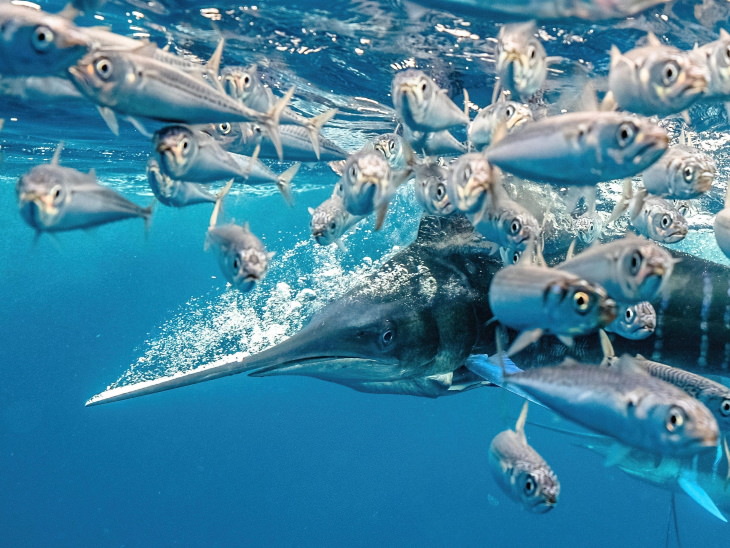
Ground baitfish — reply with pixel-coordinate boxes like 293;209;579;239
555;234;676;303
494;21;549;101
68;47;293;158
146;158;218;208
205;189;273;293
485;111;668;185
690;29;730;100
491;354;719;457
371;133;409;169
605;301;656;340
204;122;348;162
608;33;708;117
489;249;617;355
445;152;498;217
391;69;469;133
413;161;454;217
601;332;730;433
610;181;688;244
309;192;366;248
488;401;560;513
641;141;716;200
471;184;539;252
153;125;299;206
17;144;152;232
401;125;466;157
339;150;410;229
468;94;533;151
0;3;90;77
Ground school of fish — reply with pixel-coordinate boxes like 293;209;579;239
6;0;730;528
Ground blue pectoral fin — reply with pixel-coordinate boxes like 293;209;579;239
678;469;728;523
464;353;523;385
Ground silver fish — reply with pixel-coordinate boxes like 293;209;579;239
206;197;273;292
391;69;469;133
207;121;348;162
494;21;548;101
488;402;560;514
489;256;617;355
574;212;604;245
714;183;730;260
146;158;218;208
612;182;688;244
68;48;293;158
642;144;716;200
401;125;466;157
471;185;539;252
485;111;668;185
498;356;719;457
0;4;90;76
372;133;408;170
556;234;676;303
17;145;151;232
690;30;730;99
340;150;409;229
153;125;299;205
308;192;366;248
604;302;656;340
445;153;498;216
219;63;337;159
468;95;533;151
413;162;454;216
608;33;708;116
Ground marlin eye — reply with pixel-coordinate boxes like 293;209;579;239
381;329;394;345
660;214;671;228
505;105;515;118
524;475;537;495
629;250;642;275
435;183;446;200
510;219;521;234
721;400;730;417
219;122;232;134
573;291;590;312
32;25;54;52
617;122;636;147
662;61;679;85
625;307;634;321
95;57;113;80
683;166;694;182
666;406;686;432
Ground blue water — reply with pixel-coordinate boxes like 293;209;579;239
2;0;730;546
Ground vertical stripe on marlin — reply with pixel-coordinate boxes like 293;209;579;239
698;273;713;368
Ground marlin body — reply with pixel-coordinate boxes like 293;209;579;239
87;215;498;405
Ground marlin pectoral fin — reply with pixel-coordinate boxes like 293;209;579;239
678;468;728;522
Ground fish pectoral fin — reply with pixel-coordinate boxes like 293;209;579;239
678;469;728;522
557;335;574;348
603;442;632;468
304;108;338;160
374;202;389;231
97;106;120;136
506;328;543;357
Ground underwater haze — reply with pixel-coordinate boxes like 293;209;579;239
2;0;730;546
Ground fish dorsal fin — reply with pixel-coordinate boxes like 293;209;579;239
515;400;529;442
578;81;599;112
613;354;646;375
58;3;81;19
414;214;474;246
566;238;577;261
646;32;662;47
609;45;624;71
599;329;616;366
207;37;225;76
132;42;159;57
51;142;65;166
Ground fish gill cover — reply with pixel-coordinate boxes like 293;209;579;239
4;0;730;546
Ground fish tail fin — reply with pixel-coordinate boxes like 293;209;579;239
304;108;338;160
262;86;295;161
277;163;300;207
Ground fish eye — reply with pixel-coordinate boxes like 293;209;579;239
523;475;537;496
421;81;428;92
616;122;636;147
389;140;395;151
512;250;522;263
218;122;232;135
625;307;634;321
232;256;240;271
94;57;113;80
51;185;62;201
527;45;537;60
662;61;679;86
243;74;251;87
660;214;671;228
721;400;730;417
381;329;394;345
510;219;521;235
181;137;190;151
505;105;515;118
573;291;591;313
32;25;54;52
665;406;686;432
683;166;694;182
435;183;446;200
329;221;337;230
725;45;730;62
348;164;358;179
463;166;472;182
629;250;642;275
